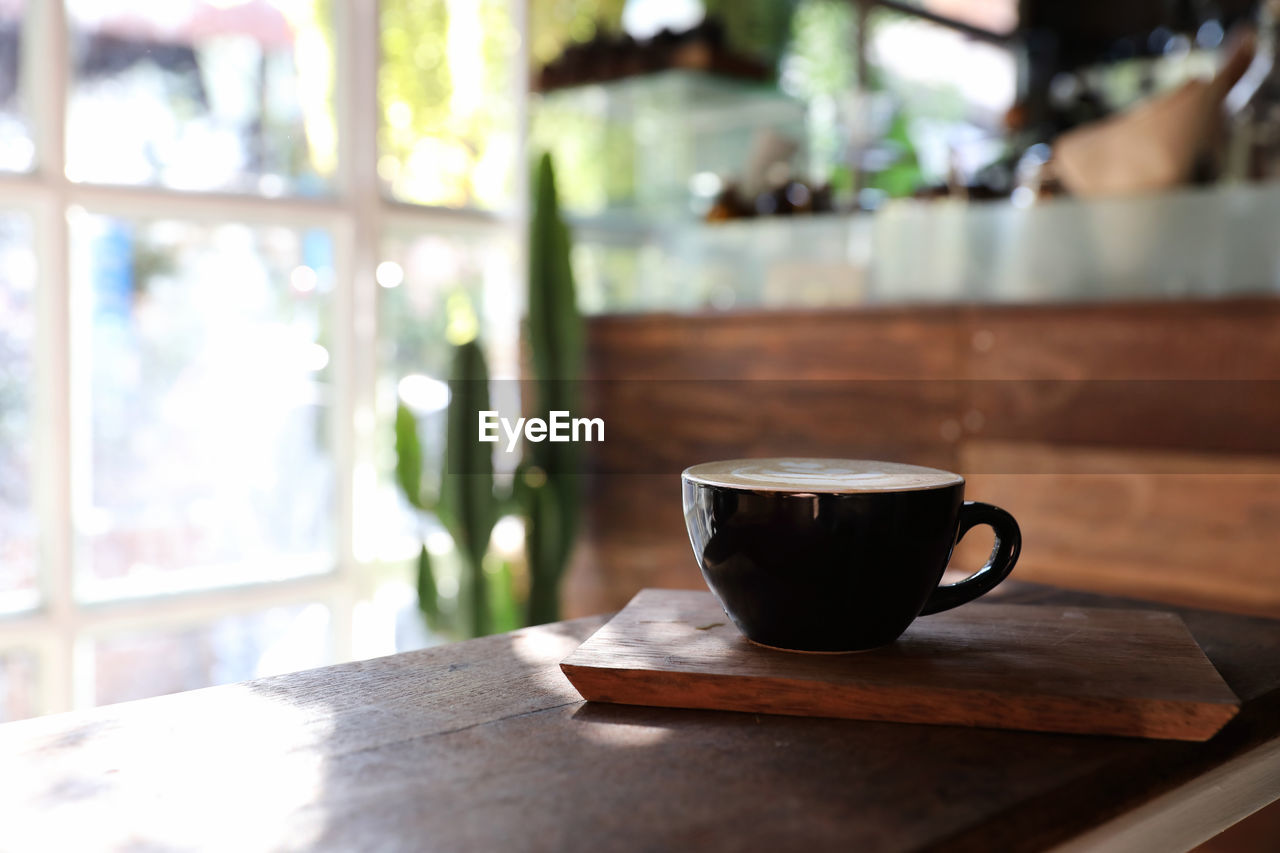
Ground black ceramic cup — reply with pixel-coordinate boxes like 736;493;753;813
682;458;1021;652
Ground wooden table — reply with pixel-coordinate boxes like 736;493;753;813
3;583;1279;852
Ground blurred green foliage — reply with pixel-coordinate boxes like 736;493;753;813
783;0;857;186
785;0;855;100
395;340;508;639
704;0;798;69
393;155;583;636
528;102;637;215
865;112;924;198
530;0;629;67
529;0;799;71
379;0;517;207
439;340;498;637
520;153;584;626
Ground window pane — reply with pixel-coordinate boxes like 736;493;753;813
379;0;518;209
379;229;518;382
532;72;808;218
71;215;336;601
529;0;625;70
89;603;330;705
367;228;516;566
0;0;33;172
864;9;1016;191
0;212;37;614
0;648;39;722
572;237;651;314
66;0;336;195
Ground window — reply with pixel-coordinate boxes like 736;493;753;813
0;0;33;172
71;215;337;601
865;9;1016;187
0;213;36;616
0;0;524;721
65;0;337;194
369;224;518;570
87;603;331;706
378;0;519;209
0;648;38;722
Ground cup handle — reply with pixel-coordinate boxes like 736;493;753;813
919;501;1022;616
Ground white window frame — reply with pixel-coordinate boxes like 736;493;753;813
0;0;529;717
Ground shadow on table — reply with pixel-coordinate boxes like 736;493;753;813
12;596;1279;852
232;617;1221;853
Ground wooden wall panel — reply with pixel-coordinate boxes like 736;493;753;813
565;299;1280;620
566;476;696;617
565;308;967;617
959;441;1280;618
962;299;1280;381
965;379;1280;455
963;299;1280;456
584;380;962;474
584;307;964;380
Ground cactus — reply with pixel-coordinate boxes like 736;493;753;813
394;339;497;639
394;153;584;634
415;544;440;626
522;153;584;625
395;402;441;630
394;403;426;511
440;339;497;637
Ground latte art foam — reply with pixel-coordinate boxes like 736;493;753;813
683;458;963;494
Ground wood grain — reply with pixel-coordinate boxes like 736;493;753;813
961;299;1280;381
572;308;968;618
1050;737;1280;853
959;441;1280;617
561;589;1239;742
567;299;1280;620
584;307;964;381
1;584;1279;853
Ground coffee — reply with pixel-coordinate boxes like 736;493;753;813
683;458;1021;652
683;458;963;493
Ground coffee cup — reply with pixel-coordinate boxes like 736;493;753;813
682;458;1021;652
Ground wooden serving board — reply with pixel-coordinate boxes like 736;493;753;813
560;589;1241;741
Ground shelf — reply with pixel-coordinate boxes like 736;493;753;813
569;182;1280;314
531;69;807;220
533;69;798;125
